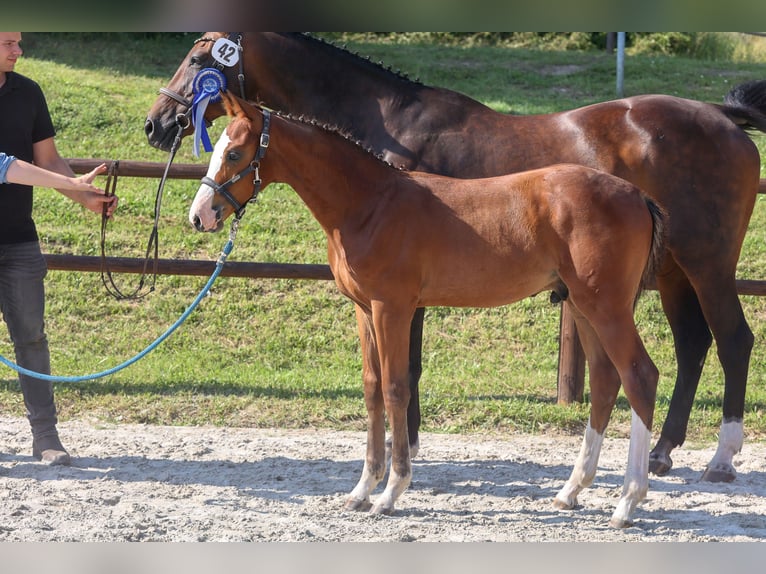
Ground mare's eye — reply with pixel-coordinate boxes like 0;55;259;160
190;55;204;67
227;150;241;162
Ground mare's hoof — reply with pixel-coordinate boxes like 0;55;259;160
344;497;372;512
648;451;672;476
701;463;736;483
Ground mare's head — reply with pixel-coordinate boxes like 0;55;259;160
145;32;234;151
189;91;268;233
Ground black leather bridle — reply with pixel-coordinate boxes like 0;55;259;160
200;109;271;219
158;33;246;131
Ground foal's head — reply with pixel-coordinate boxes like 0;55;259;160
189;91;267;232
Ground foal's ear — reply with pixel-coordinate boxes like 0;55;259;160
221;90;242;118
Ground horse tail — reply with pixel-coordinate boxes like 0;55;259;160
636;196;666;307
717;79;766;133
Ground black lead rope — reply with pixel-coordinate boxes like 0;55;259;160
99;123;183;300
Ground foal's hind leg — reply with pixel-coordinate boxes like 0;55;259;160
555;308;658;528
592;314;658;528
554;314;619;511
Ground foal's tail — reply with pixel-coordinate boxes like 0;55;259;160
636;197;666;306
717;79;766;133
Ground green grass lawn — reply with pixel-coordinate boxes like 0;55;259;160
0;33;764;445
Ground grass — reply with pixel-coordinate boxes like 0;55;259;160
1;33;765;446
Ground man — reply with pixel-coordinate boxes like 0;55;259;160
0;32;118;465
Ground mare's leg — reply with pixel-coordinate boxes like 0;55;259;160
370;300;413;515
659;234;753;482
651;163;757;482
345;305;387;511
691;274;752;482
650;263;712;475
406;307;424;457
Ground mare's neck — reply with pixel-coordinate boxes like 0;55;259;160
248;33;418;132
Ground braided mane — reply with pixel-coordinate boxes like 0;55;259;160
295;33;423;86
272;108;406;171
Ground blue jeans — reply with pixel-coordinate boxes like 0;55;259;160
0;241;57;439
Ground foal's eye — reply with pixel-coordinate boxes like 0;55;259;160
226;151;241;162
189;55;204;67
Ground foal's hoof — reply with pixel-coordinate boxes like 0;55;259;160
552;496;576;510
608;516;634;529
344;497;372;512
701;462;736;483
370;501;395;516
648;451;673;476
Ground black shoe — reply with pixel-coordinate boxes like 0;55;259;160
32;435;71;466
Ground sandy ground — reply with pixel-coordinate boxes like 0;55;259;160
1;415;765;543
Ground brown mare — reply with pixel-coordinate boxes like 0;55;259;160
189;91;664;527
146;32;766;482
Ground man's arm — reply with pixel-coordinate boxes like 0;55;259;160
32;137;117;217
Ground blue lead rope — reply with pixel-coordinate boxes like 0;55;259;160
0;225;238;383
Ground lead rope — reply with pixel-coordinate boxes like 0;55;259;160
99;122;184;300
0;213;243;383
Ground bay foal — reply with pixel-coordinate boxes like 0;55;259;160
190;92;664;527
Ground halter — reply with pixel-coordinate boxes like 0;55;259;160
200;109;271;219
158;33;246;130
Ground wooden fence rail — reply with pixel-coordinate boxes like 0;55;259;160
45;254;334;281
62;159;766;404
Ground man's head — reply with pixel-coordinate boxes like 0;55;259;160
0;33;22;75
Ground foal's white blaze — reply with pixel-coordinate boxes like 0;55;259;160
609;409;651;528
555;417;604;509
189;130;232;231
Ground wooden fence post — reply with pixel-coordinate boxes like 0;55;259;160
556;302;585;404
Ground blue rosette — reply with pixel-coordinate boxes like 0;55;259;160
191;68;227;157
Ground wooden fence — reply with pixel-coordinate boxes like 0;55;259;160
61;159;766;403
57;159;334;281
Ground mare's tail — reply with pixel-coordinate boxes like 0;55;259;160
636;197;666;307
718;79;766;133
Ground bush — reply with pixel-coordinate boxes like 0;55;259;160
324;32;704;55
627;32;695;55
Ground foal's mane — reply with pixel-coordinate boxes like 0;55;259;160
237;104;407;172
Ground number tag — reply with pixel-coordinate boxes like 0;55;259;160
212;38;239;67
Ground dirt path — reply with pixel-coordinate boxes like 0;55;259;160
1;415;765;542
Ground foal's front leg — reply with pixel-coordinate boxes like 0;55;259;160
370;301;413;515
345;305;387;511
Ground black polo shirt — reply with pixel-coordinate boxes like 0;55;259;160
0;72;56;244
